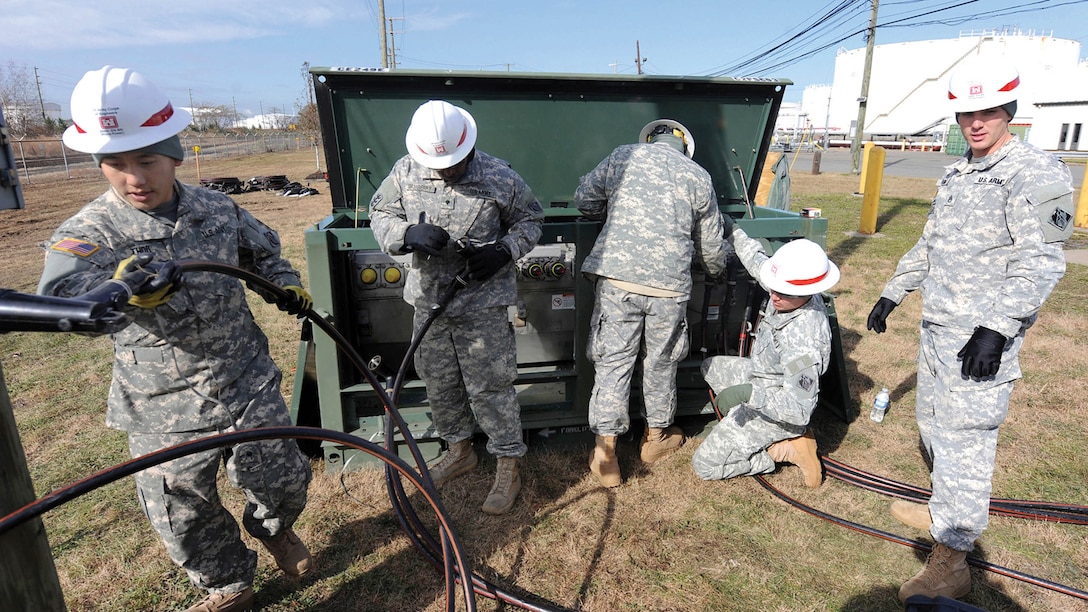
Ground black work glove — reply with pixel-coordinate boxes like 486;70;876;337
722;213;736;238
248;283;313;318
112;254;183;308
403;222;450;256
866;297;897;333
466;243;512;281
958;326;1006;380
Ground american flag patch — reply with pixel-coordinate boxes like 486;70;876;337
51;238;100;257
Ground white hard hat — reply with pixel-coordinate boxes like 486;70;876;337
759;238;840;296
62;66;192;155
639;118;695;158
947;56;1020;114
405;100;478;169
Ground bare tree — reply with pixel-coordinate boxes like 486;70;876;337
190;101;235;132
0;62;43;136
296;62;320;134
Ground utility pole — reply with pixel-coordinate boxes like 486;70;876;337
33;67;47;126
635;40;645;75
851;0;879;174
378;0;389;69
388;18;402;69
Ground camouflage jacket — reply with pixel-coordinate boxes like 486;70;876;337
736;227;831;427
369;151;544;316
37;182;301;433
574;142;727;297
881;136;1075;338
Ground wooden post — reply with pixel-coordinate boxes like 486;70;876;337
0;361;67;611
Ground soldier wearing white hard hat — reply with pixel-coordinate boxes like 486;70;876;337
369;100;545;516
575;117;728;488
694;225;837;491
41;66;315;612
867;53;1076;603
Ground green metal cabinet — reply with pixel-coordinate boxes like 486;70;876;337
292;68;849;470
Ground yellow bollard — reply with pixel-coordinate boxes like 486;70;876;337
857;141;875;195
858;145;886;234
1076;177;1088;229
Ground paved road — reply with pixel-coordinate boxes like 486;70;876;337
786;148;1087;185
788;148;1088;266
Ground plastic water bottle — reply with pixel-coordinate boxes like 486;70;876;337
870;387;890;423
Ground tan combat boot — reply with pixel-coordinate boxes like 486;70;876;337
898;543;971;603
589;435;622;487
891;500;933;531
481;456;521;515
184;587;254;612
259;528;313;577
766;429;823;488
640;426;685;463
427;439;478;487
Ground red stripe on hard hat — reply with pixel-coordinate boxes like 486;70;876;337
457;125;467;147
141;103;175;127
72;121;87;134
787;271;829;286
999;76;1020;92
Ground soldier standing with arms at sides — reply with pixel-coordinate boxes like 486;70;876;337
866;56;1075;603
369;100;544;515
38;66;315;612
575;119;728;488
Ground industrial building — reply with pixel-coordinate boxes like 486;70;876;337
777;29;1088;153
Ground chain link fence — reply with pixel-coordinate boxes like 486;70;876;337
8;131;321;184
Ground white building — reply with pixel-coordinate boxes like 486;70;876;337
232;113;298;130
790;29;1088;152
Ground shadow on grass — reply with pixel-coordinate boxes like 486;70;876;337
255;440;614;611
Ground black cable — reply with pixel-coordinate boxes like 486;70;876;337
179;260;566;611
752;469;1088;600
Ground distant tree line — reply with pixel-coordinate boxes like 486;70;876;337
0;61;322;139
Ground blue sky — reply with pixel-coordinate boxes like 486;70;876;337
5;0;1088;119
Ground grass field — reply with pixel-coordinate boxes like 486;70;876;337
2;149;1087;611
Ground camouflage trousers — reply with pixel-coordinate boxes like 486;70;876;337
127;373;312;593
917;321;1020;551
586;280;689;436
691;356;797;480
414;306;527;457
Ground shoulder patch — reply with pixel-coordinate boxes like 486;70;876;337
51;238;100;257
1029;184;1075;243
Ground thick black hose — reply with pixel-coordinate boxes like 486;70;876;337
752;471;1088;600
179;260;565;611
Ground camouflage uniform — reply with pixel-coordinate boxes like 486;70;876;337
575;141;727;436
879;136;1074;551
693;227;831;480
37;182;311;593
369;151;543;456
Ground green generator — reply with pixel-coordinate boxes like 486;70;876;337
292;68;849;471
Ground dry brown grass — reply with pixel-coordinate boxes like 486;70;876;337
4;150;1087;611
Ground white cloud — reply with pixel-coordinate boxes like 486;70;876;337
2;0;366;50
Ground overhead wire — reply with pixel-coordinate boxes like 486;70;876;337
704;0;1087;79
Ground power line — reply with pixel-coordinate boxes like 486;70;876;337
703;0;1088;79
